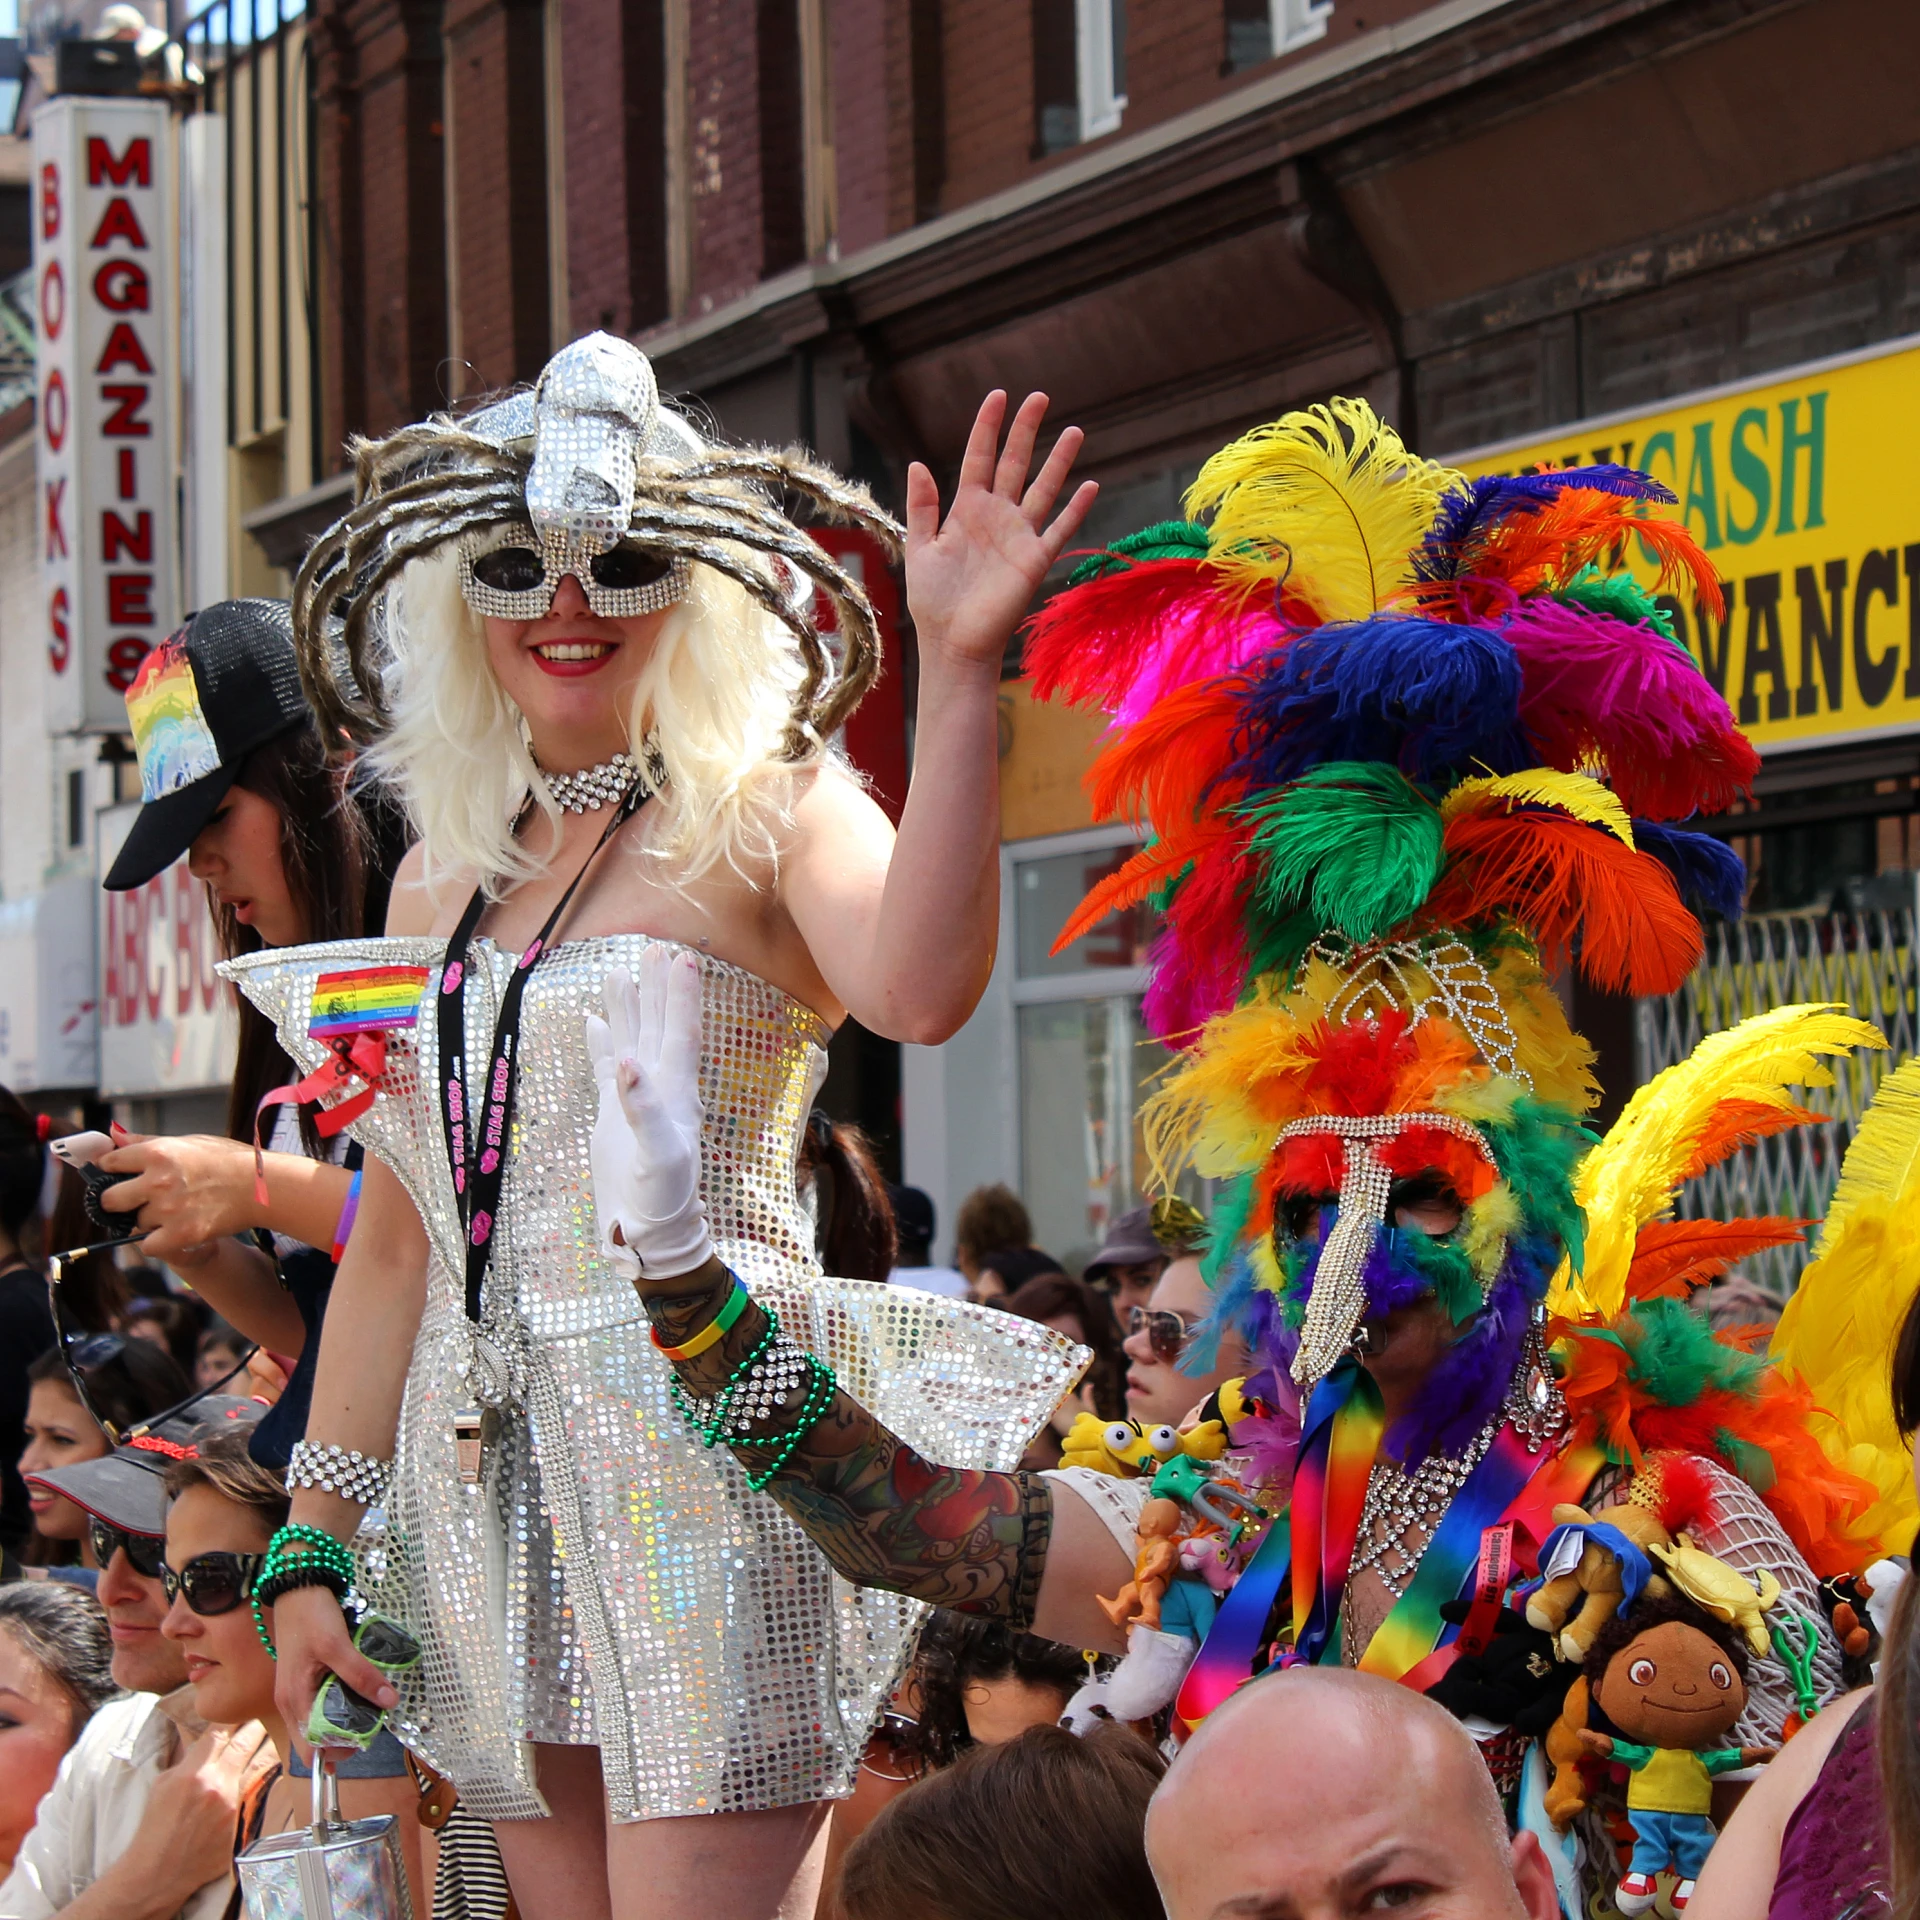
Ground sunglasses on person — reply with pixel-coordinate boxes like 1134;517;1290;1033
1126;1305;1192;1365
87;1516;167;1580
160;1551;266;1616
46;1249;256;1447
458;527;686;620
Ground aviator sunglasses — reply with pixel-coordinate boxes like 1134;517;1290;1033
161;1550;266;1617
87;1516;167;1580
1126;1305;1192;1366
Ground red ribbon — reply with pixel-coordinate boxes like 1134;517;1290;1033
252;1033;390;1207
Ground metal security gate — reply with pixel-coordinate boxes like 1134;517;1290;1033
1634;876;1920;1301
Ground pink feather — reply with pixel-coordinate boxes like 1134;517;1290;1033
1021;559;1285;725
1501;600;1759;820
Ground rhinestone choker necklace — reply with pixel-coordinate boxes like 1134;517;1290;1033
533;750;640;814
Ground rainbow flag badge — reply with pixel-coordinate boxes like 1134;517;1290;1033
310;965;431;1041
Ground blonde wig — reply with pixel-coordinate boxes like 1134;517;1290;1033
372;541;819;893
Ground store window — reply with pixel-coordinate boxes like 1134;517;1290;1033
1032;0;1126;156
1009;826;1203;1270
1224;0;1333;72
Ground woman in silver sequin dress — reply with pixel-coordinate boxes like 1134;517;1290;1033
238;335;1097;1920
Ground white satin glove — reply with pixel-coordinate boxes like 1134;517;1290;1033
583;948;713;1281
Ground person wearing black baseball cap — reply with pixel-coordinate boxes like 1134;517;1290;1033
87;602;408;1478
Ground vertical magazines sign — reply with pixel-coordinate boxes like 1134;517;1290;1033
33;98;178;733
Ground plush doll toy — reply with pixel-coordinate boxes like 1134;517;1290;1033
1577;1592;1776;1915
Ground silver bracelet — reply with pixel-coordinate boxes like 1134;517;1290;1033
285;1439;393;1509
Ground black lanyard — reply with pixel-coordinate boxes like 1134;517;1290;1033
438;786;646;1325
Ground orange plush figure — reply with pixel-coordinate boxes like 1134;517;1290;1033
1097;1497;1182;1631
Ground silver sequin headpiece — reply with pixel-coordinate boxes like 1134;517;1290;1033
292;331;906;759
1280;1110;1499;1389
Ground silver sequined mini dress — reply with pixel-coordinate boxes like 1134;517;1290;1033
225;935;1083;1824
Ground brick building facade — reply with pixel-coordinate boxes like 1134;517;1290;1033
234;0;1920;1257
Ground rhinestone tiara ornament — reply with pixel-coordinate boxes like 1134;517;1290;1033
1310;935;1533;1091
1276;1111;1500;1388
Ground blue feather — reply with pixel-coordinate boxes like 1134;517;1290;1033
1225;617;1527;789
1633;819;1747;921
1416;465;1677;583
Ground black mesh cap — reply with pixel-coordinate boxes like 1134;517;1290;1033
105;599;310;892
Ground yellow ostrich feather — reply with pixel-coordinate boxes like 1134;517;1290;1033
1773;1057;1920;1552
1491;953;1600;1117
1551;1003;1886;1320
1440;769;1636;849
1185;399;1464;623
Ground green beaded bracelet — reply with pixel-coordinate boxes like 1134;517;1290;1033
742;1356;838;1492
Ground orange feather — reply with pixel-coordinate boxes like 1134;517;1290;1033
1679;1099;1825;1181
1423;811;1703;996
1624;1218;1809;1301
1475;491;1723;616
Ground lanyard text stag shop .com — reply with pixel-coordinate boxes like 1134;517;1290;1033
436;782;648;1476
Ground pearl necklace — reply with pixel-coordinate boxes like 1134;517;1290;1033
533;750;640;814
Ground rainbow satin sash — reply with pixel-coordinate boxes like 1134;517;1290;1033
1175;1359;1601;1730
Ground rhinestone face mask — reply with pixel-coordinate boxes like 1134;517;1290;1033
458;523;691;621
1277;1111;1499;1388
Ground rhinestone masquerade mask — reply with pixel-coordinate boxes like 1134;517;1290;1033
458;522;690;621
1278;1111;1499;1387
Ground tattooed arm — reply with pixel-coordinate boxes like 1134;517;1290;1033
644;1264;1130;1649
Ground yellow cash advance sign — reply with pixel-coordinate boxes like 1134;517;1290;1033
1453;335;1920;754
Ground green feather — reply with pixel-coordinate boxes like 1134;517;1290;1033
1555;564;1686;651
1233;763;1444;945
1485;1101;1593;1270
1594;1297;1769;1406
1066;520;1212;586
1401;1233;1481;1325
1203;1172;1256;1288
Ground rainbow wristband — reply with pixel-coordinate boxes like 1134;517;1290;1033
330;1169;364;1263
652;1277;747;1361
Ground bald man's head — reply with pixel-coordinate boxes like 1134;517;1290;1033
1145;1669;1560;1920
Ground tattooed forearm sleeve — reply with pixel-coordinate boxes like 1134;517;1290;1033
639;1269;1052;1625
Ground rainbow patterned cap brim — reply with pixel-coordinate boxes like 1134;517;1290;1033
125;632;221;801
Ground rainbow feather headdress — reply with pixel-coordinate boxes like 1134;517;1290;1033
1026;401;1894;1567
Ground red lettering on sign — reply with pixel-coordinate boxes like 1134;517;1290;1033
38;161;59;240
117;450;135;499
107;575;153;624
92;260;148;312
99;385;151;438
38;261;62;342
102;509;151;562
44;479;67;560
106;637;149;692
41;370;67;451
142;878;165;1022
175;868;195;1017
86;136;151;189
48;586;70;674
95;322;152;376
88;198;148;251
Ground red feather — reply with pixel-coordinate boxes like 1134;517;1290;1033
1653;1452;1720;1535
1624;1218;1809;1300
1422;811;1703;996
1021;559;1279;721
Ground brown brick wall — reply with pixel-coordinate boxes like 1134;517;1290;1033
445;0;550;394
686;0;767;314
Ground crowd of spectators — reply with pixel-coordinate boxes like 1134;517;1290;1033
4;1118;1918;1920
